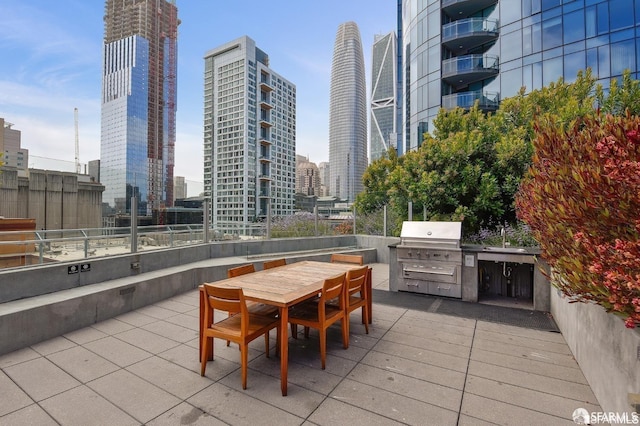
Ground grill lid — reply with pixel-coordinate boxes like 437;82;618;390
400;221;462;248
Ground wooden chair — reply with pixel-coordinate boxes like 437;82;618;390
263;258;286;270
200;285;280;389
341;266;370;335
330;253;363;265
228;263;256;278
288;273;348;369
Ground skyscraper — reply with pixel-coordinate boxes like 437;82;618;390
204;36;296;232
328;22;367;202
101;0;179;215
399;0;640;152
370;32;398;163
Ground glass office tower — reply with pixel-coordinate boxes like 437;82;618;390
329;22;368;202
370;32;399;163
101;0;178;215
401;0;640;152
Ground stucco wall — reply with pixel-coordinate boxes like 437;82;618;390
551;289;640;416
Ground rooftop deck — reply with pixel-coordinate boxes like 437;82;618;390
0;263;600;425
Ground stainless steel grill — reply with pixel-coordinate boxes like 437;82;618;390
395;221;463;298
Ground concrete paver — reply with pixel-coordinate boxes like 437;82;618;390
0;263;603;425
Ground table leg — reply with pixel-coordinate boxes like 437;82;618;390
279;306;288;396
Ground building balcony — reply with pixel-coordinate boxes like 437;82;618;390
442;90;500;111
258;174;272;181
258;191;270;198
442;18;499;54
441;0;498;19
260;99;273;110
259;154;271;163
259;80;274;92
442;54;499;88
259;118;272;128
259;137;272;146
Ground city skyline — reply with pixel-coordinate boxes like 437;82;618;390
0;1;395;187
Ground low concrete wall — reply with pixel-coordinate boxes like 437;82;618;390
551;289;640;416
0;235;358;304
0;235;386;355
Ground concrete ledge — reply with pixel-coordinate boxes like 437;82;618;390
0;247;376;355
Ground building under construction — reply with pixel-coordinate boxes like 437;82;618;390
100;0;179;216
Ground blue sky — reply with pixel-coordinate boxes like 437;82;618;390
0;1;396;190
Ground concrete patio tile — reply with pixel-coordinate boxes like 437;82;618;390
114;327;181;354
403;309;477;328
63;326;108;345
0;370;33;416
188;382;303;425
390;320;473;347
164;312;200;331
476;321;567;343
286;337;359;377
88;369;181;424
135;304;179;320
471;346;589;384
367;304;407;322
467;360;599;404
347;363;462;412
219;368;326;418
250;354;344;395
146;402;226;425
344;329;379;350
330;378;459;425
464;375;602;420
126;356;212;400
115;310;157;327
90;318;135;335
153;299;195;313
142;319;198;343
397;314;476;336
471;337;579;369
383;330;471;358
4;357;80;402
47;345;120;383
0;347;41;369
30;336;76;356
157;344;207;375
457;414;499;426
474;328;573;355
460;392;576;425
307;395;405;425
183;307;200;318
360;350;466;390
0;403;57;426
372;339;469;373
83;336;151;368
39;385;138;426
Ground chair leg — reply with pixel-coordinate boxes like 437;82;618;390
363;306;369;334
319;328;327;370
200;336;210;376
241;344;248;390
290;323;297;339
304;326;310;338
275;326;281;357
264;332;270;358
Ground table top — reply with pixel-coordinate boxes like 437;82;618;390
202;260;361;307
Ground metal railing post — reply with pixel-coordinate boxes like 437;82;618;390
353;205;356;235
383;205;387;237
131;197;138;253
314;204;319;237
203;200;210;243
408;201;413;221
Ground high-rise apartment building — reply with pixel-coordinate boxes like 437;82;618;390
100;0;178;215
173;176;186;201
400;0;640;152
328;22;367;202
370;32;398;163
204;36;296;231
318;161;329;197
296;157;320;196
0;118;28;171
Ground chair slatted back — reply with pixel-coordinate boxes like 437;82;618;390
227;263;255;278
346;266;368;297
330;253;363;265
263;258;286;269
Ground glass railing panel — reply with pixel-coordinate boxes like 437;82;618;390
442;18;499;41
442;54;500;76
442;91;500;109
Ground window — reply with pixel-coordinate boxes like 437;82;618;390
563;9;585;44
542;16;562;49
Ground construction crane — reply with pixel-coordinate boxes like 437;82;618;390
74;107;80;174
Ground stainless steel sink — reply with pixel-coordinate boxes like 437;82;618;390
482;247;527;253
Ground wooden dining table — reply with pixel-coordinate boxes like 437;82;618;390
199;260;372;396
